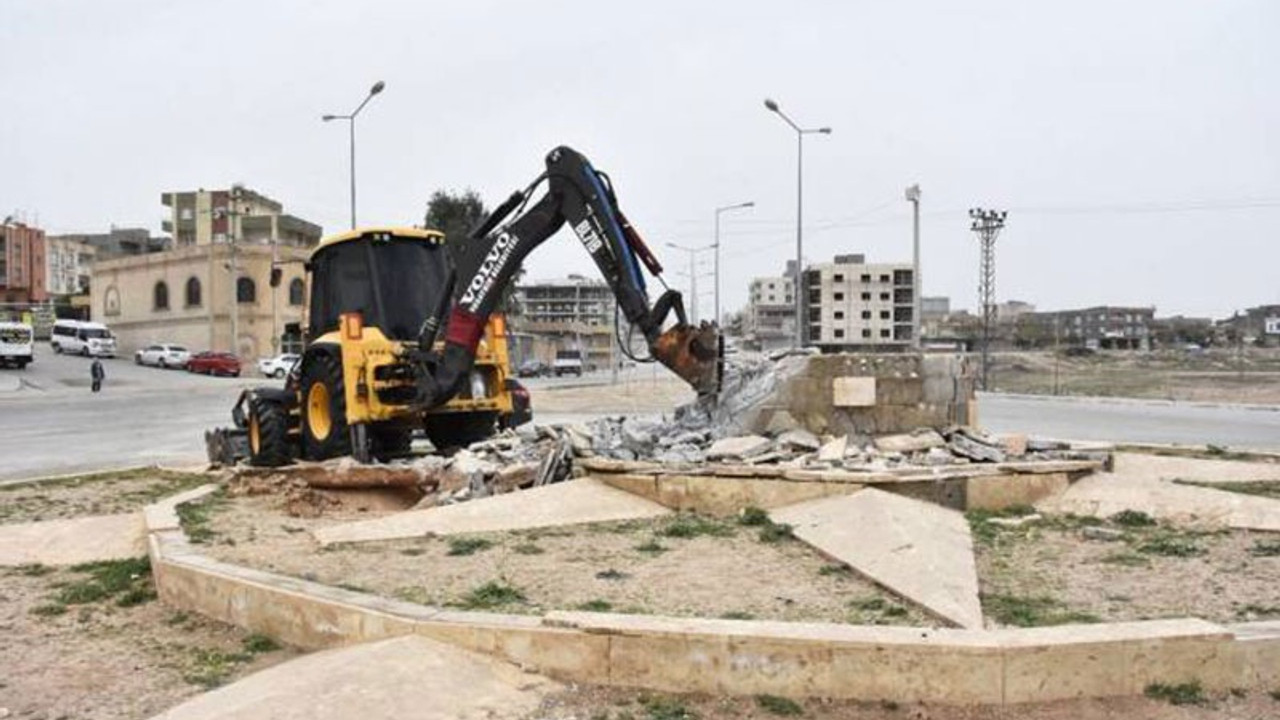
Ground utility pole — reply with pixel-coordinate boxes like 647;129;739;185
968;207;1007;391
905;184;922;348
666;242;714;325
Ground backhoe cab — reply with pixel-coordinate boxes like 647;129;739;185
207;145;722;468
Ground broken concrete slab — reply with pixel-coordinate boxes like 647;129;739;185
948;432;1006;463
776;429;821;452
705;435;773;461
772;489;983;629
314;478;671;545
816;435;848;463
146;635;556;720
1111;452;1280;485
1036;471;1280;532
874;429;946;454
0;513;146;566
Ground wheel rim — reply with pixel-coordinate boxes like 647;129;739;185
307;383;332;440
249;413;261;455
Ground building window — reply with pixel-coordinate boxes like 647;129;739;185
104;286;121;317
880;310;890;320
834;328;845;339
862;329;871;338
833;273;844;283
237;276;256;304
861;292;871;301
153;281;169;311
879;274;890;283
880;292;890;301
834;311;844;320
860;274;871;283
289;278;305;306
880;329;891;338
861;310;871;319
833;292;844;301
185;277;201;307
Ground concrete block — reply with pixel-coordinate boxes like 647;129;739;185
966;472;1070;511
832;376;876;407
876;377;924;405
828;641;1003;704
874;430;946;454
705;435;773;461
608;631;729;694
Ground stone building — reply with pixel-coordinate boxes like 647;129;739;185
90;186;321;359
802;254;916;351
512;274;616;369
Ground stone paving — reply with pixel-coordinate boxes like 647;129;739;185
0;512;145;565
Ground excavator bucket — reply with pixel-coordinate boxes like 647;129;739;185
652;322;724;399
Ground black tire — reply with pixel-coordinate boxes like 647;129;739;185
300;350;350;461
247;394;292;467
273;368;286;379
370;424;413;462
53;343;62;355
422;411;498;450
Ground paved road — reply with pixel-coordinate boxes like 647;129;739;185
3;345;1279;482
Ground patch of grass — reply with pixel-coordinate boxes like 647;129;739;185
458;581;525;610
658;514;734;539
882;604;909;618
336;583;370;593
30;602;67;617
982;593;1100;628
1236;604;1280;618
12;563;53;577
399;548;424;557
595;568;631;581
0;467;201;494
242;633;280;654
1250;540;1280;557
512;542;545;555
577;599;614;612
1137;532;1205;558
1144;681;1206;706
1110;509;1156;527
757;521;794;544
849;597;887;611
165;611;190;626
639;695;699;720
1099;550;1151;567
1174;479;1280;499
818;564;851;577
755;694;803;715
738;506;770;526
720;611;755;620
183;648;251;689
446;536;493;556
55;557;154;607
177;489;226;544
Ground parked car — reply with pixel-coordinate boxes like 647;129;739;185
516;359;552;378
51;320;117;357
135;343;191;369
257;353;300;379
553;349;585;377
186;351;242;377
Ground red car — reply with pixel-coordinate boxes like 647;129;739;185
186;351;242;377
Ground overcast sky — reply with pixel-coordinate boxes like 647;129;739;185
2;1;1276;320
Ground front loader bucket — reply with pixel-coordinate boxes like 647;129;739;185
652;322;723;399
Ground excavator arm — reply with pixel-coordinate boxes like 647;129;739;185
410;145;722;410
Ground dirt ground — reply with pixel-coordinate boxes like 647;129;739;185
0;468;212;524
0;559;295;720
527;685;1280;720
973;510;1280;626
196;491;929;625
990;348;1280;404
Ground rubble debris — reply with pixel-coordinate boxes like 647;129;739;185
945;427;1007;463
705;435;774;461
776;429;821;452
1081;526;1125;542
874;429;945;454
816;436;848;463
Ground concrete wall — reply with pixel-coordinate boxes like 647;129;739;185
745;352;977;437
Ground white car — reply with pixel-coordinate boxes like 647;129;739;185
135;344;191;369
257;353;300;379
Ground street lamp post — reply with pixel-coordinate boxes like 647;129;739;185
666;242;715;324
764;98;830;349
713;201;753;326
323;80;386;230
905;184;922;348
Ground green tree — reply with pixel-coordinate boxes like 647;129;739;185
424;189;523;315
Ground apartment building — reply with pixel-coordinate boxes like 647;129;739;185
49;227;168;262
0;221;48;304
803;254;915;350
743;266;796;352
513;275;617;369
45;236;95;298
1020;306;1155;350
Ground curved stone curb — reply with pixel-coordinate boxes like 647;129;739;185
142;487;1280;705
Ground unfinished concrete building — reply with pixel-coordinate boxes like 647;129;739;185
803;254;915;351
744;266;796;352
513;275;616;370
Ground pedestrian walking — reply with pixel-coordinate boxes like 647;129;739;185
90;358;104;393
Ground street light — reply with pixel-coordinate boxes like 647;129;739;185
904;184;922;348
764;97;831;348
666;241;715;324
713;201;754;325
322;80;386;229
